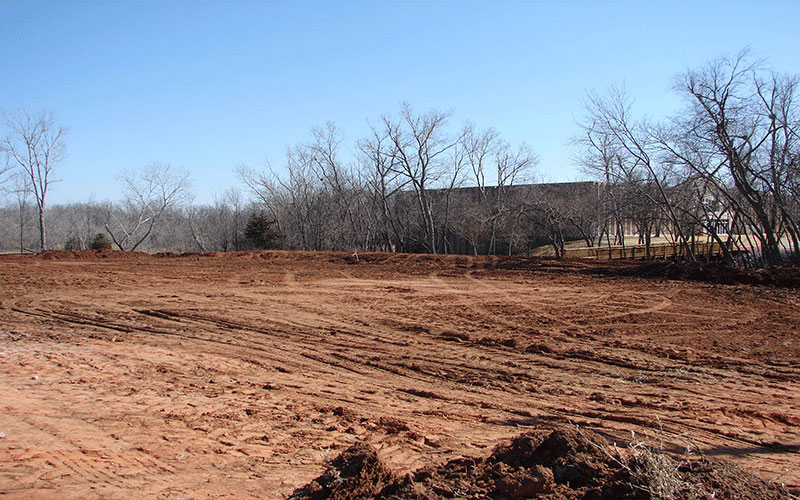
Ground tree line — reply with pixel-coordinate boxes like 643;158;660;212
2;52;798;268
576;51;799;268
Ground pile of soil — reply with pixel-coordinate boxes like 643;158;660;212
34;249;149;260
289;443;396;500
290;426;790;500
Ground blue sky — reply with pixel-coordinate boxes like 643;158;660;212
2;0;798;205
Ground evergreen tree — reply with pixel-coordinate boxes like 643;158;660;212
244;211;280;249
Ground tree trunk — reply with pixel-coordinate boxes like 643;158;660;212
38;206;47;251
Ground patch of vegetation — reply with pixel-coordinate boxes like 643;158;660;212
88;233;112;250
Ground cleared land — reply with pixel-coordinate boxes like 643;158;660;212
0;250;798;499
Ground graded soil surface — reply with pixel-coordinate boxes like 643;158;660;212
1;250;798;498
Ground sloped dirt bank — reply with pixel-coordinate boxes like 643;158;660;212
26;249;800;288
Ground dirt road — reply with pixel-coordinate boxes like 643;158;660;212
1;250;798;498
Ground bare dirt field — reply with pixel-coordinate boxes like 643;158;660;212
1;250;798;498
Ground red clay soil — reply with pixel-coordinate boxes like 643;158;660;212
0;250;798;499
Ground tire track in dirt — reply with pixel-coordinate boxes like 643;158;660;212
1;381;180;496
121;292;600;441
11;294;796;429
598;294;673;320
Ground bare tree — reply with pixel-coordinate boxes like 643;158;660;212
460;125;499;253
573;131;627;248
358;124;407;251
453;125;539;254
239;154;328;251
0;154;12;189
2;111;66;251
576;52;799;267
305;122;372;250
42;199;108;251
564;182;605;248
520;186;570;258
634;51;800;267
187;188;246;252
382;103;462;253
105;162;191;251
579;87;697;261
8;172;34;253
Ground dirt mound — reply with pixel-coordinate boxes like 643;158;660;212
34;249;217;260
384;428;630;500
289;442;397;500
35;249;150;260
291;427;791;499
491;427;614;490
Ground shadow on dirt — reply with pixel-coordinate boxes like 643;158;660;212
588;260;800;288
491;255;800;288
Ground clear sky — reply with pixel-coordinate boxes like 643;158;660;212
2;0;798;205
